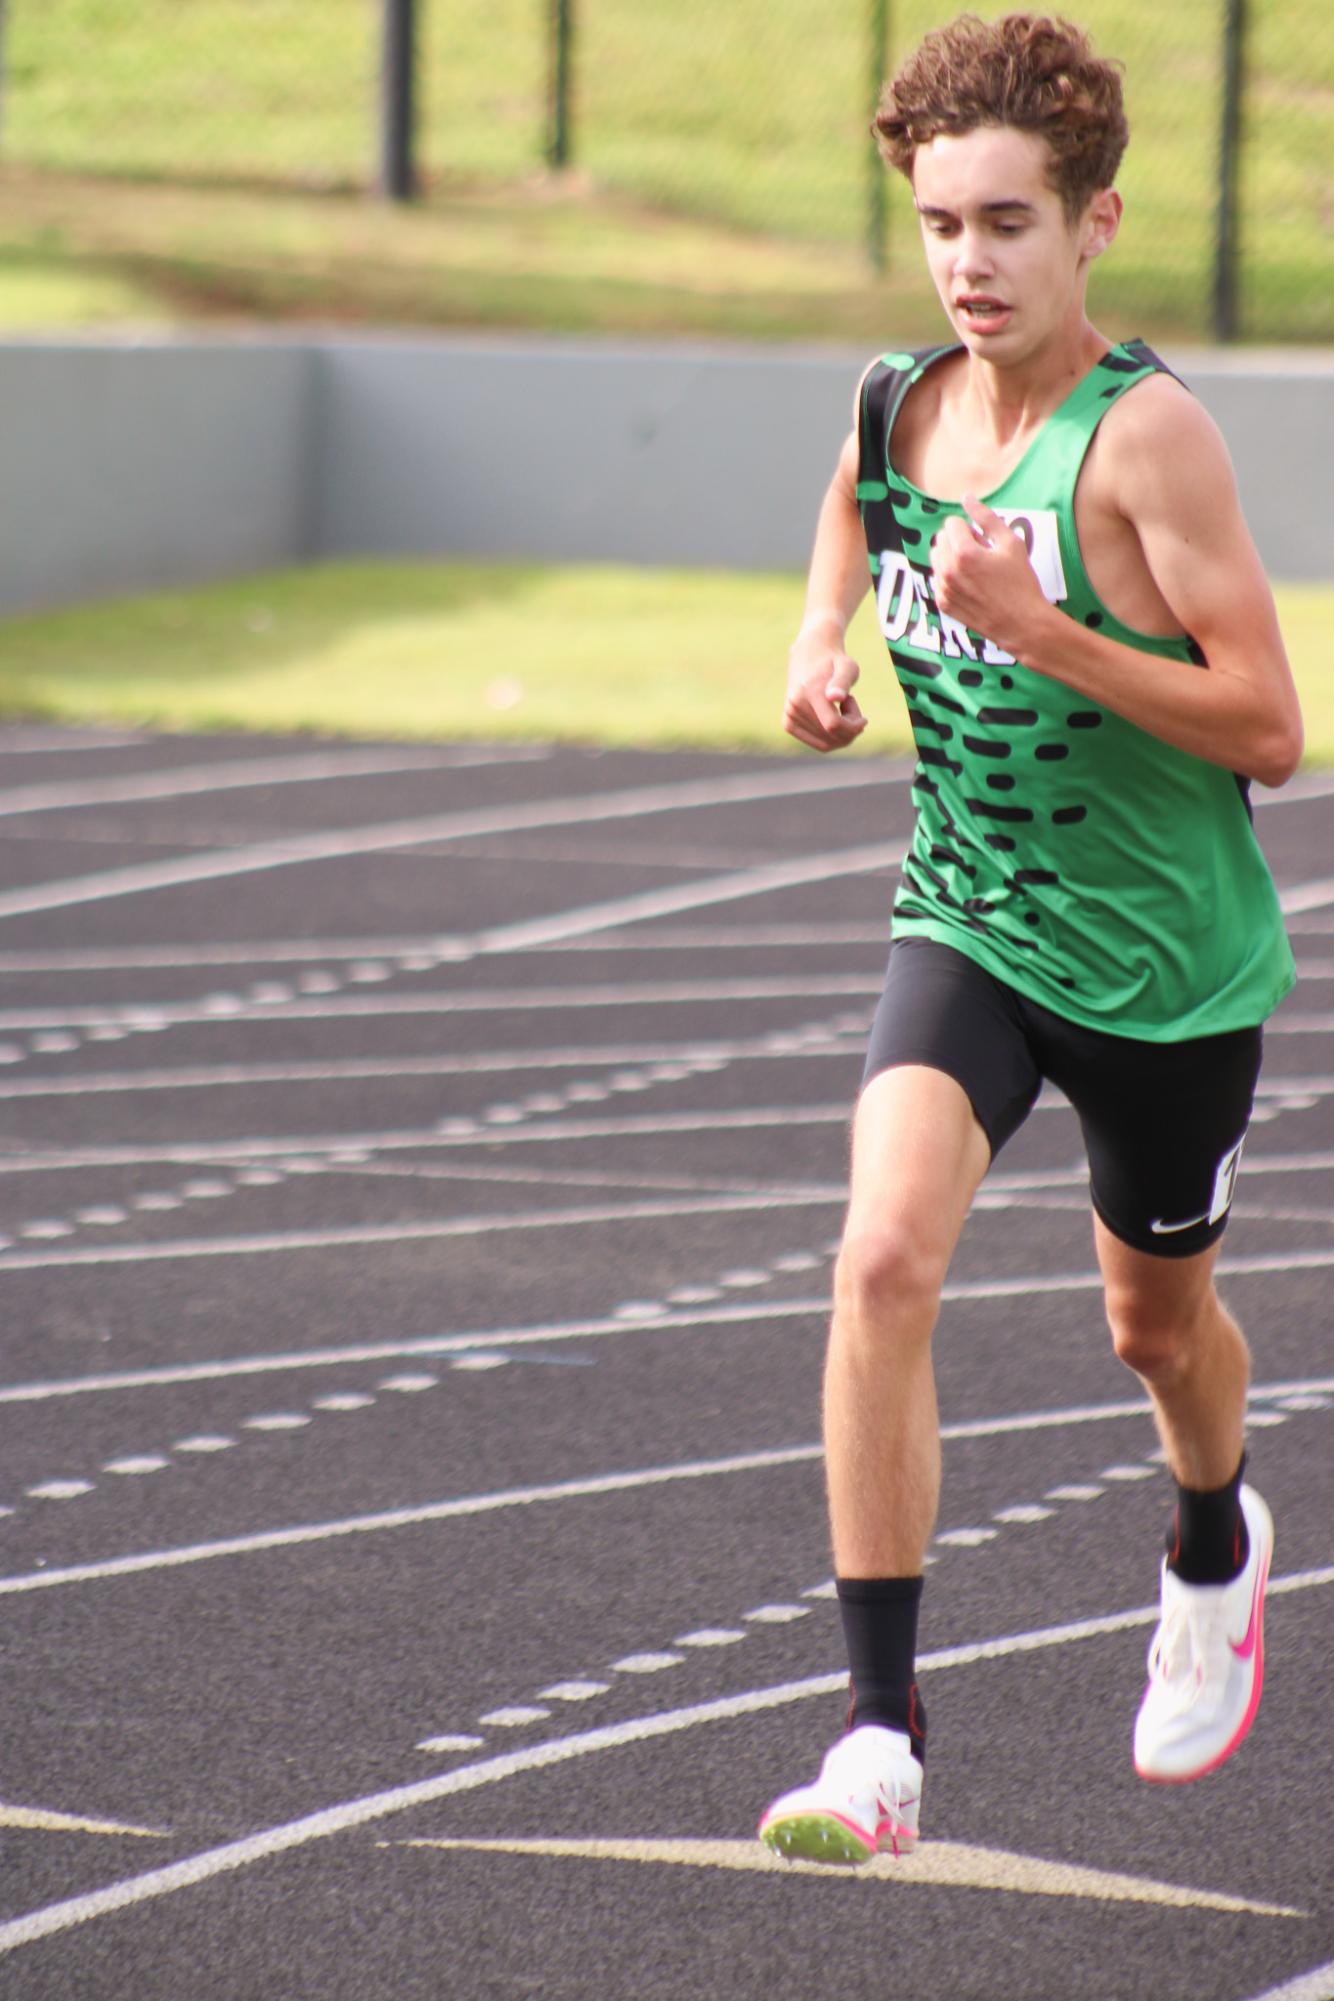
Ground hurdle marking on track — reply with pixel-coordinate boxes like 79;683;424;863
392;1833;1300;1916
1;1575;1328;1957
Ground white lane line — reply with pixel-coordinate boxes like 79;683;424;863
0;748;477;823
0;1038;856;1102
13;1120;1334;1185
0;1106;857;1172
0;1443;828;1597
467;842;903;959
0;918;889;977
0;1189;840;1272
2;1571;1327;1957
1240;1962;1334;2001
1279;880;1334;916
5;1194;1334;1291
0;762;895;923
0;973;884;1035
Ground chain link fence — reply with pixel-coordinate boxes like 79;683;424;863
0;1;1329;340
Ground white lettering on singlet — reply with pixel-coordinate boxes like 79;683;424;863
875;508;1068;667
907;570;941;653
875;553;916;643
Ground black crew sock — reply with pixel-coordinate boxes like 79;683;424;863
836;1575;927;1767
1165;1453;1249;1585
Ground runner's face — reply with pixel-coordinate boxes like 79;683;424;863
911;126;1113;356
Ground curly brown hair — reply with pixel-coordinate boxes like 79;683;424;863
874;13;1129;221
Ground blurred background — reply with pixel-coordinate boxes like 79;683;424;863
0;3;1330;752
1;0;1330;346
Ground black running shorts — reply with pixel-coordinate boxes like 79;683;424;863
862;937;1264;1260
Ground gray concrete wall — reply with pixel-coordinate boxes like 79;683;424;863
1;332;1330;619
311;335;1334;581
0;337;314;616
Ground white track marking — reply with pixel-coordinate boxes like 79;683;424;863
0;1443;829;1597
0;1037;858;1102
0;920;888;976
1240;1962;1334;2001
0;763;895;924
396;1834;1299;1916
2;1574;1328;1957
4;1195;1334;1289
0;1189;855;1272
462;841;904;959
10;1124;1334;1185
2;1250;1330;1403
0;972;883;1032
0;748;481;823
1280;879;1334;916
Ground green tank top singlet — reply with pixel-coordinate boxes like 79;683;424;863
856;339;1295;1040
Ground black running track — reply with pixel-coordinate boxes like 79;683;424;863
0;724;1330;2001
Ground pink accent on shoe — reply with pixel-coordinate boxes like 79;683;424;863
1136;1539;1271;1786
876;1815;916;1856
1229;1563;1264;1663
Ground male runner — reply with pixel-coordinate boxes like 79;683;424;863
759;12;1303;1864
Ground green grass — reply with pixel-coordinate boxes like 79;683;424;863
0;0;1329;342
2;560;1331;764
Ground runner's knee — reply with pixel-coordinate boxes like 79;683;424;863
1104;1278;1213;1385
835;1223;946;1334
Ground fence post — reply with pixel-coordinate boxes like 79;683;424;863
867;0;890;273
379;0;417;201
1212;0;1246;340
548;0;574;169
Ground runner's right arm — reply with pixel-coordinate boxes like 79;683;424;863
783;429;873;753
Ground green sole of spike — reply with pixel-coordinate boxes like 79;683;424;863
760;1814;875;1866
